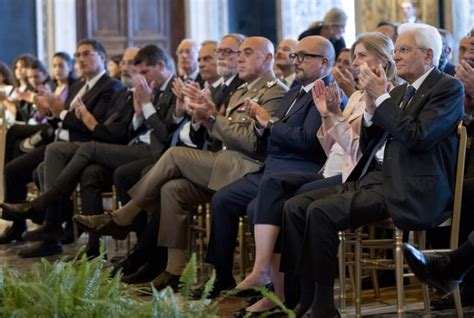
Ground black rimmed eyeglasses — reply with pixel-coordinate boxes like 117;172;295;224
214;48;239;57
289;52;325;63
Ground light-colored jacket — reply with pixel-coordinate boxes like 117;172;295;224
208;71;288;191
317;90;365;182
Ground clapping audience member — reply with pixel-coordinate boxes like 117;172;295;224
299;7;348;58
281;23;463;317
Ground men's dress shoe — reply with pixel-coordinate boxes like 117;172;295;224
121;261;163;284
233;306;280;318
1;202;44;224
18;240;62;258
231;282;275;298
73;212;114;231
0;224;26;244
151;271;180;292
191;278;236;299
96;222;132;240
22;223;66;242
403;243;462;296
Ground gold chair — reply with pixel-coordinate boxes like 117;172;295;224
0;104;7;203
339;122;467;317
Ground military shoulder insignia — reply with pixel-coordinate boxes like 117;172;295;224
237;83;247;90
265;80;277;88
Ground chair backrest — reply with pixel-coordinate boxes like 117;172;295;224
0;104;7;202
449;122;467;250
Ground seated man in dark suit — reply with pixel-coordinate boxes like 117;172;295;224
205;35;334;314
281;23;465;317
75;36;287;291
0;38;123;247
1;44;178;258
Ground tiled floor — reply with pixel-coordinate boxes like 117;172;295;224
0;219;473;317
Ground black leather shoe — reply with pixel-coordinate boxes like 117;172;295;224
1;202;44;224
152;271;180;292
18;240;62;258
230;282;275;298
403;243;463;296
122;261;163;284
191;278;236;299
0;224;26;244
22;223;66;242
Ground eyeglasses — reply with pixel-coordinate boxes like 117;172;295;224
289;52;325;63
236;48;255;57
393;45;426;55
74;50;98;59
214;48;239;57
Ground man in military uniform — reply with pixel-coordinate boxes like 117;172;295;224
75;36;287;290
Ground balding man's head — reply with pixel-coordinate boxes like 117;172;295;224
176;39;199;76
293;36;335;85
275;38;297;76
237;36;274;82
121;47;139;88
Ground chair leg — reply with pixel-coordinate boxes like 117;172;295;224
355;227;362;318
238;217;246;281
394;228;405;316
368;225;381;299
338;231;346;314
453;287;464;318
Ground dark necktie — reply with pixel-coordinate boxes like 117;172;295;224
401;85;416;110
285;88;306;116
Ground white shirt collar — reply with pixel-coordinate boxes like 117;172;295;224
224;74;237;86
85;69;106;90
159;74;174;92
410;67;434;91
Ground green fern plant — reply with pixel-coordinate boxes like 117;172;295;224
0;249;294;317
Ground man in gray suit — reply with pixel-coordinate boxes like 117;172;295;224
75;36;287;290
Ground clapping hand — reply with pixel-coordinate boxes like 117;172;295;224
245;98;271;128
133;73;155;106
358;63;387;114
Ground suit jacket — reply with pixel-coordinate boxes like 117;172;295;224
317;89;365;181
191;75;246;151
357;68;464;230
261;81;330;175
61;73;124;141
129;76;177;159
207;71;288;191
91;88;134;144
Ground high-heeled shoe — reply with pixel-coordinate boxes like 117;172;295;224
228;282;274;298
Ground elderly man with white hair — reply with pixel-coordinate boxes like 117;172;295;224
281;23;465;317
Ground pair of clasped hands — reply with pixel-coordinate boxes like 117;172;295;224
314;62;389;117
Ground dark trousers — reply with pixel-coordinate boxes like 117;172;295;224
3;146;46;221
281;171;388;286
206;172;263;282
5;124;47;163
44;142;152;224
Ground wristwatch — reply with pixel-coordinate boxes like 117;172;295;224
267;119;276;132
207;112;218;125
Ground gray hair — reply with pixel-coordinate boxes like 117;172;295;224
221;33;247;46
398;23;442;67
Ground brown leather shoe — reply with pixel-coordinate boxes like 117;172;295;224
73;212;114;232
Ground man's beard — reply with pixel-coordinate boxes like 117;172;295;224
217;66;236;78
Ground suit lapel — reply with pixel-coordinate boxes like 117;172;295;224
280;91;311;121
403;68;440;114
156;76;175;110
81;73;108;106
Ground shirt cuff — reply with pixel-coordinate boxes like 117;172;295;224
254;123;265;137
375;93;391;107
191;121;202;130
172;112;184;124
58;129;70;141
132;114;144;130
142;103;156;119
59;110;68;121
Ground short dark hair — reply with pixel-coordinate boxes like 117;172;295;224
29;59;48;75
77;38;107;56
134;44;174;72
377;20;398;31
